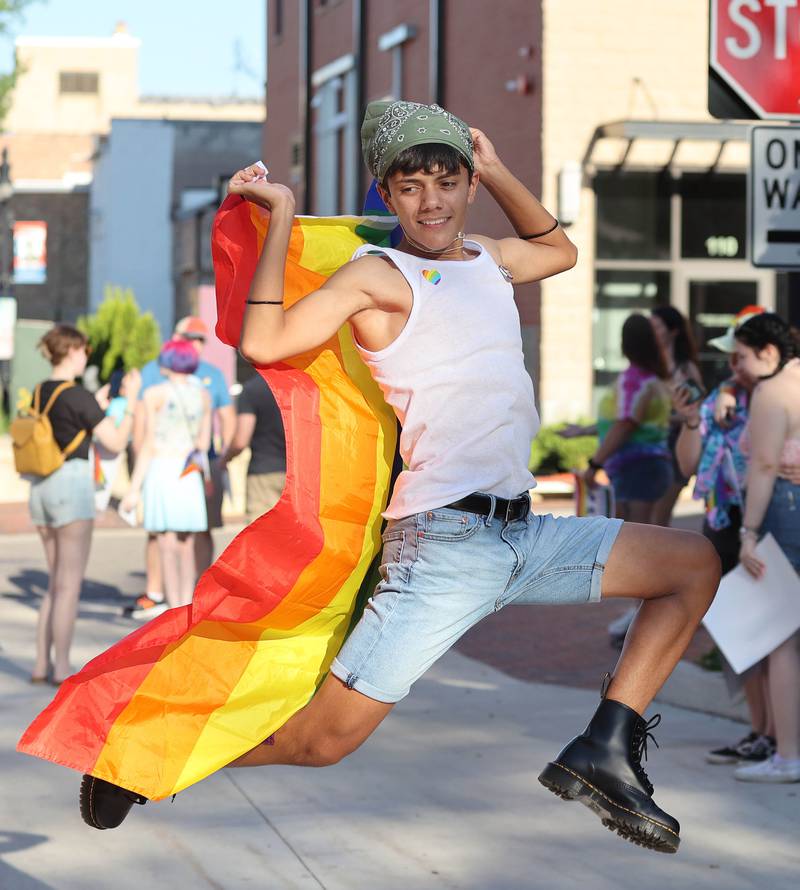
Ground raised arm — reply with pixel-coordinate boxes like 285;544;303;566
673;385;703;478
469;128;577;284
229;166;374;365
93;370;141;454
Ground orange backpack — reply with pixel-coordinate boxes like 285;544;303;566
10;382;87;477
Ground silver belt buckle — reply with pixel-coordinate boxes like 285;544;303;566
504;499;515;522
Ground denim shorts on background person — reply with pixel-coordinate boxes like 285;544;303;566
28;458;95;528
330;496;623;703
762;478;800;572
608;456;673;504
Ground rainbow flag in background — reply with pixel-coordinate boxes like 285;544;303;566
17;194;401;800
179;448;209;480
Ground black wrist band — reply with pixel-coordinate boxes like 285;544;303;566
686;420;700;430
588;457;603;470
519;220;559;240
245;300;283;305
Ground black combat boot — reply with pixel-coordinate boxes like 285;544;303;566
79;774;148;829
538;697;680;853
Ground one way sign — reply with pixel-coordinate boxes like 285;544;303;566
750;126;800;268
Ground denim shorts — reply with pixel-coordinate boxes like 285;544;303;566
29;458;96;528
330;497;623;703
762;478;800;573
608;456;673;504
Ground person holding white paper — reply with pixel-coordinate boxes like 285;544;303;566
674;327;776;767
733;313;800;783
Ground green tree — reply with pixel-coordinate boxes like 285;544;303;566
77;286;161;382
0;1;39;126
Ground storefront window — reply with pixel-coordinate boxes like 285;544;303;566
680;174;746;260
593;270;670;396
595;171;671;261
689;280;757;387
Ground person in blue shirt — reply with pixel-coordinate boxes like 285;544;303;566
130;316;235;619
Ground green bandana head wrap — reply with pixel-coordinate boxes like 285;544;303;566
361;100;473;182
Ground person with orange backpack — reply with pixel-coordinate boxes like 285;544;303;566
12;324;140;685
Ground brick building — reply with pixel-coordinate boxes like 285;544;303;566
265;0;799;423
266;0;544;377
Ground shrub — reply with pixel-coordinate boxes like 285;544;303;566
529;422;598;475
77;286;161;382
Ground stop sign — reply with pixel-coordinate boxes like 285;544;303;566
711;0;800;119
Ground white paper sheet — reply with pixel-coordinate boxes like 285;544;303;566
702;533;800;674
117;502;138;528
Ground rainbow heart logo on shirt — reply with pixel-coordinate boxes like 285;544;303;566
422;269;442;285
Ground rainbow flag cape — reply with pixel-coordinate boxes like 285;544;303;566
17;194;402;800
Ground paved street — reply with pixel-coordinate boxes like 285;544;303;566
1;522;798;889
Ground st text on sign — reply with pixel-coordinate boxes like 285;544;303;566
711;0;800;119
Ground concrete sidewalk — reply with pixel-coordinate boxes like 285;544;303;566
2;531;798;889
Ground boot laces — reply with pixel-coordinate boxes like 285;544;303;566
631;713;661;795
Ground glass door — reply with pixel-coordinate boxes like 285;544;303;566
674;267;774;388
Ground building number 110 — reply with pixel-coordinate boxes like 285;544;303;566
705;235;739;257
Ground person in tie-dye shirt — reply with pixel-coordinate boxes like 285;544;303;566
586;313;673;523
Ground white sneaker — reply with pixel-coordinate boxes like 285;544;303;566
130;601;169;622
734;755;800;783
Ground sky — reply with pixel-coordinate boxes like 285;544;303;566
0;0;266;98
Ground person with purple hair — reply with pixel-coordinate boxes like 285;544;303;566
121;339;212;609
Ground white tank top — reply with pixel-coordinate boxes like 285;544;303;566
351;240;539;519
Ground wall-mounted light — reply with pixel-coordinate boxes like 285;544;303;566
558;161;582;226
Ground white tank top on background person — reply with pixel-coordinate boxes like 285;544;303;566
152;379;205;457
351;240;540;519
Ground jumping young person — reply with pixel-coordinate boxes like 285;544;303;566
83;101;719;853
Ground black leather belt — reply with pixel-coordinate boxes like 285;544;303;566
444;492;530;523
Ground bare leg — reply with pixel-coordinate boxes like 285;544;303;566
195;530;213;578
33;526;57;679
602;523;720;714
145;533;163;597
536;522;718;853
743;662;770;737
625;500;657;525
50;519;94;682
761;662;776;739
767;632;800;759
650;481;684;528
606;501;655;643
175;532;196;606
230;673;394;768
156;532;182;609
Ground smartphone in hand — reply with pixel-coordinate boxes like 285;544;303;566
680;379;706;405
